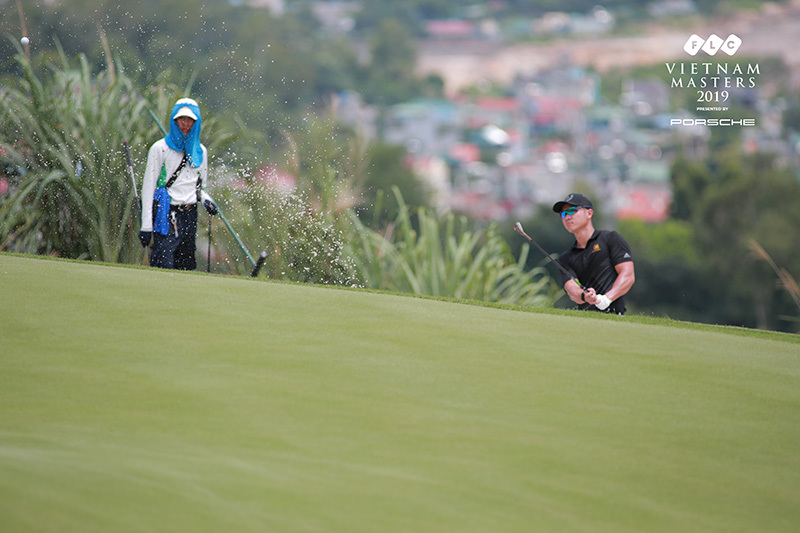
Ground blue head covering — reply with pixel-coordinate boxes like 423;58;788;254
165;98;203;168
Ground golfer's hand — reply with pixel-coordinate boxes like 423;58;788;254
595;294;612;311
582;287;597;304
203;199;218;216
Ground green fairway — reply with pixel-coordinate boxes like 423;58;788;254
1;253;799;532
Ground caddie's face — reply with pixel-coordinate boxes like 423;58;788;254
176;116;195;135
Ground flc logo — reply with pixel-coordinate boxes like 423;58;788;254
683;34;742;56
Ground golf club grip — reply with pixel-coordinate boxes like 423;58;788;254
123;141;133;167
250;251;267;277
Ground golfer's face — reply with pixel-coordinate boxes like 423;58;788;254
176;116;195;135
561;206;586;231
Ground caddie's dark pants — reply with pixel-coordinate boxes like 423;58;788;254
150;203;198;270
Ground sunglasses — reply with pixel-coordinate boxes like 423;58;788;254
560;206;583;219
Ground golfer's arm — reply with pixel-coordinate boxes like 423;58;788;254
564;279;585;304
606;262;635;302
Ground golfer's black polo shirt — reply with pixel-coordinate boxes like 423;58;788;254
557;230;633;314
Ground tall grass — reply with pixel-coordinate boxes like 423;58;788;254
350;189;554;307
751;239;800;323
0;44;154;262
0;42;234;263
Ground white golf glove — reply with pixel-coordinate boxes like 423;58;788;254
595;294;612;311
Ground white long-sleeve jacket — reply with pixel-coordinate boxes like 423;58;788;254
140;138;211;231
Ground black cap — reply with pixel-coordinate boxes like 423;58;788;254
553;193;593;213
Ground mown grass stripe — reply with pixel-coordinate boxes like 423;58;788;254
1;253;799;532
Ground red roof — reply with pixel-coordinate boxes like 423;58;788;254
426;20;475;37
449;143;481;163
475;98;519;113
531;96;583;125
615;187;671;223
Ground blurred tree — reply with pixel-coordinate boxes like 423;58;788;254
669;154;711;221
693;150;800;330
619;219;699;264
782;94;800;134
353;2;423;37
360;19;421;105
618;219;710;320
356;142;430;229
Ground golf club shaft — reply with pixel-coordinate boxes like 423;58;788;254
214;201;256;267
123;141;148;265
514;222;584;290
123;141;140;212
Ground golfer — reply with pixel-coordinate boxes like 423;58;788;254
139;98;217;270
553;193;635;315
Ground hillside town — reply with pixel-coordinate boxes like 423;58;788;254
315;0;800;223
333;61;794;224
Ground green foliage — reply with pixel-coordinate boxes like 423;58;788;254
0;0;443;153
356;142;430;229
276;117;368;216
617;219;699;264
660;148;800;331
618;217;719;322
350;189;554;307
695;151;800;276
353;2;427;37
626;256;719;322
694;151;800;329
669;154;711;221
209;182;360;286
203;116;367;284
0;44;152;261
0;44;237;263
360;19;422;105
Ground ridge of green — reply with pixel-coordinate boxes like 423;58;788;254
3;251;797;343
1;252;799;532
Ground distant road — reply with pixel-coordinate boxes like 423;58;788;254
416;1;800;93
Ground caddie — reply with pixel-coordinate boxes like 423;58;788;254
139;98;217;270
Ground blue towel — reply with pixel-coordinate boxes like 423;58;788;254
164;98;203;168
153;187;171;235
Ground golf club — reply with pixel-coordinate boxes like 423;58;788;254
207;215;212;273
250;251;268;278
123;141;140;217
514;221;585;291
123;141;148;265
